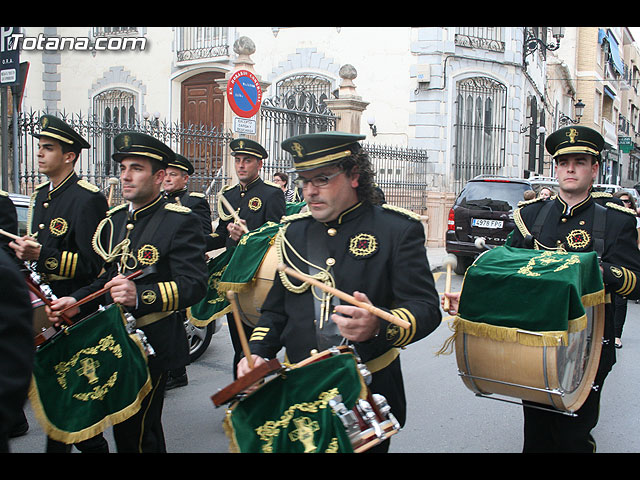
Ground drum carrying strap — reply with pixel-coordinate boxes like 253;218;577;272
306;222;343;351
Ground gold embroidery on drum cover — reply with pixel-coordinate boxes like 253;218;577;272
248;197;262;211
137;244;159;266
565;229;591;249
49;217;68;236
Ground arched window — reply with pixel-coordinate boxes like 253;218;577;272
93;89;137;176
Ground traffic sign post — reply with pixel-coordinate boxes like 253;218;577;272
227;69;262;119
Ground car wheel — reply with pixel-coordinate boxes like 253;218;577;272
185;319;214;362
454;255;472;275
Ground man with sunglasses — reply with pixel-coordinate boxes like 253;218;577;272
210;138;285;376
237;132;441;452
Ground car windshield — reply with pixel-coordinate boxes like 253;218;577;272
457;181;530;211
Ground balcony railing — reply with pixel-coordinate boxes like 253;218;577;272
176;27;229;62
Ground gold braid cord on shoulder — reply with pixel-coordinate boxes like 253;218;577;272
275;223;336;328
91;217;136;271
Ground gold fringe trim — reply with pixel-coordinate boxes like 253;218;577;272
186;303;232;327
436;313;593;356
28;371;152;445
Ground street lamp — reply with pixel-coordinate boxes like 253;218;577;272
559;99;585;126
524;27;565;60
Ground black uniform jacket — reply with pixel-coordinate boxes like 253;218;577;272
28;172;108;297
0;191;18;258
72;195;208;371
210;177;285;250
0;249;33;452
165;188;215;250
509;193;640;379
248;202;441;424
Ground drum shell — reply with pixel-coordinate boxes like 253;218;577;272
455;303;605;413
236;243;278;327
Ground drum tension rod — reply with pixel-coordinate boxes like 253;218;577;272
473;393;578;417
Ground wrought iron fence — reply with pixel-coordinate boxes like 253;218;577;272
15;110;234;211
15;110;432;214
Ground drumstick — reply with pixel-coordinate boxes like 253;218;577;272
107;177;118;206
56;269;144;315
218;193;249;233
442;254;457;311
25;277;73;326
277;264;411;330
0;228;40;248
226;291;254;369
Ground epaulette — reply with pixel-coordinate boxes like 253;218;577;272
189;192;205;198
281;210;313;223
263;180;281;189
107;203;127;216
605;201;638;217
592;191;613;199
517;196;545;208
35;181;50;190
77;179;100;193
0;189;8;197
165;203;192;214
382;203;422;221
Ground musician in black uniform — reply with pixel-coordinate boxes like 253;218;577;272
9;115;109;453
49;132;208;453
162;153;214;389
210;138;285;376
237;132;442;452
0;249;33;453
164;154;215;249
0;190;19;257
458;125;640;453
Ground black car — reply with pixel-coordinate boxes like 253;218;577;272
446;175;532;274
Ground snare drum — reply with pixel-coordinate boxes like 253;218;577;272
235;243;278;327
221;346;399;453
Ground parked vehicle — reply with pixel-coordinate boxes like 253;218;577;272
9;192;30;236
592;183;622;194
446;175;532;274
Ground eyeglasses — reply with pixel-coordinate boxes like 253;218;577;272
622;199;632;204
294;170;343;188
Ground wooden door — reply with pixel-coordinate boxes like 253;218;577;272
180;72;225;189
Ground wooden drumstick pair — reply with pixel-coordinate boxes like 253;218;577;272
227;263;412;374
277;264;411;330
218;193;249;234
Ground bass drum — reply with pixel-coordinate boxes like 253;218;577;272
235;243;278;327
455;302;605;413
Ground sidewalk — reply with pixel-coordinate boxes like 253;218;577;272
427;246;447;273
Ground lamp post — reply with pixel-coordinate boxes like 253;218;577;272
559;99;585;126
523;27;565;63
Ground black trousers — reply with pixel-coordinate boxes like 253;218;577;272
112;371;168;453
522;380;604;453
46;434;109;453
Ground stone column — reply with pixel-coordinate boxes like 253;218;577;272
324;64;369;134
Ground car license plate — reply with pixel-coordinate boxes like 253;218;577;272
471;218;503;229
